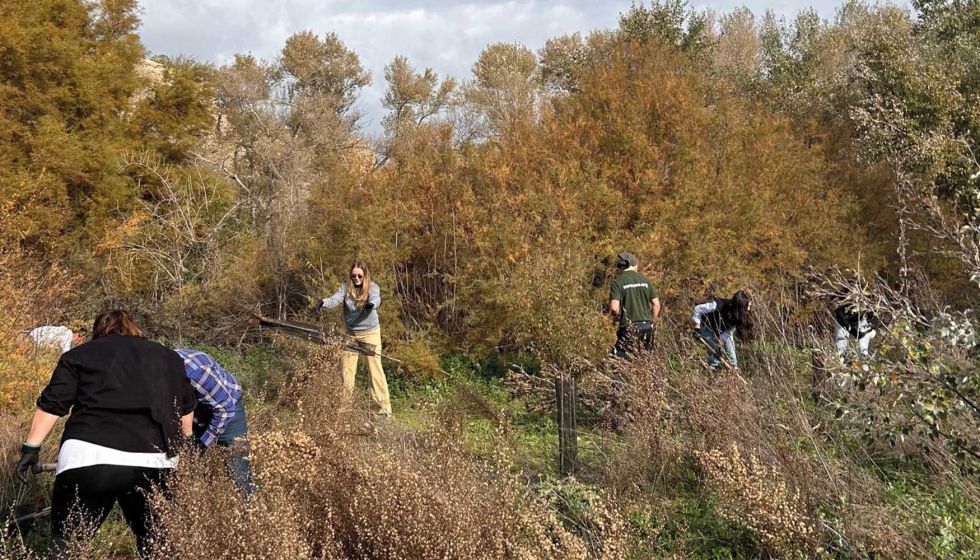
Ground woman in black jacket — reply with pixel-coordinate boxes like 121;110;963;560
15;310;196;557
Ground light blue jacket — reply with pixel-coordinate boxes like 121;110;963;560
321;282;382;333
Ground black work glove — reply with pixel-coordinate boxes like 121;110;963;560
16;443;40;483
183;434;207;456
314;299;324;315
364;302;375;310
692;328;702;341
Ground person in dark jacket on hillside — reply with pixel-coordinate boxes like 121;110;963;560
15;310;196;558
692;290;754;370
834;302;880;361
609;252;661;359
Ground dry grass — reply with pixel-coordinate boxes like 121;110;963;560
5;305;980;559
568;305;977;558
148;345;596;560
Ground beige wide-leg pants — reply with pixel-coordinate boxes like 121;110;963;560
341;328;391;414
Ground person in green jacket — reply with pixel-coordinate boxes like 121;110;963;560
609;252;661;359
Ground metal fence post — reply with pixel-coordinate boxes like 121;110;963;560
555;373;578;475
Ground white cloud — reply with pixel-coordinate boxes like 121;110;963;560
138;0;853;133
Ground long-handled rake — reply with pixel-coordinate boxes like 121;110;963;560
251;313;402;364
6;463;56;537
693;330;747;385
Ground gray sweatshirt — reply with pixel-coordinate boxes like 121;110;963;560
321;282;382;333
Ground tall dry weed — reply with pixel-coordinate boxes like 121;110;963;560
697;443;814;555
149;344;596;559
148;449;314;559
1;254;78;556
587;305;940;557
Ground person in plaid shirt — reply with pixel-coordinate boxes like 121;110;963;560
176;348;255;495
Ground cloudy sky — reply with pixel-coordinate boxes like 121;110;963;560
139;0;851;133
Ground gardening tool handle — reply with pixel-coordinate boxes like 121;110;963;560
694;331;725;361
32;463;56;474
10;506;52;527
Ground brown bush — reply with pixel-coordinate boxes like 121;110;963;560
0;255;75;407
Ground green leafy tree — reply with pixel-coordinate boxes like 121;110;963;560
463;42;541;137
825;0;980;464
539;33;589;95
209;32;371;318
130;56;215;164
0;0;143;254
380;56;456;161
618;0;711;58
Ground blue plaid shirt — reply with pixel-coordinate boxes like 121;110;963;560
176;349;243;447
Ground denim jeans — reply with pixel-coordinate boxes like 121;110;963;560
835;323;871;359
195;400;256;496
699;326;737;368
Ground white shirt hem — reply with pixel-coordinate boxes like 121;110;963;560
56;439;179;475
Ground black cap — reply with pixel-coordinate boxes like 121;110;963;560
616;252;638;270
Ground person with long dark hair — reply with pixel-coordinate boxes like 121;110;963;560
691;290;754;369
315;260;392;417
15;310;196;558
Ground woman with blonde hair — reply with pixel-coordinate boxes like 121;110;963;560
315;261;392;417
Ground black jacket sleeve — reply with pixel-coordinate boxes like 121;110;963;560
180;380;197;416
834;305;851;330
170;353;197;416
837;304;879;338
835;305;862;337
866;312;882;330
36;357;78;416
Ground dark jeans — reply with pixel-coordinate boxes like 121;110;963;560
612;321;654;360
194;400;256;496
50;465;168;559
698;325;738;368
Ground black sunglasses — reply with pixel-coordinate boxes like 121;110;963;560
351;274;364;279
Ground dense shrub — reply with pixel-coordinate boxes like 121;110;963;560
148;346;599;560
